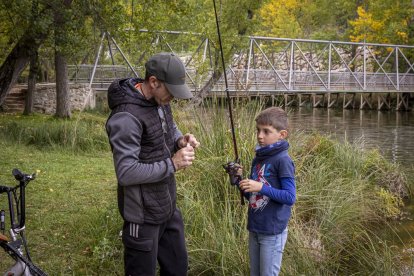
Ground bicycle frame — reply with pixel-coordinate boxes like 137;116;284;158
0;169;47;276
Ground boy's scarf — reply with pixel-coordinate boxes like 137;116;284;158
254;140;289;162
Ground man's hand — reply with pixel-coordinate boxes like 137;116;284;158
178;133;200;149
239;179;263;193
172;144;195;171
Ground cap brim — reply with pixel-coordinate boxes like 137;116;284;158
164;83;193;99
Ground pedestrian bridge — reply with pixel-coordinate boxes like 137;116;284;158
69;32;414;110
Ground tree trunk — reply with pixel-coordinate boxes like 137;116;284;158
24;51;39;115
192;54;222;106
409;0;414;38
53;0;73;118
54;52;71;118
0;34;43;106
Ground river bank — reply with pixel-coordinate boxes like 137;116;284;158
0;107;411;274
286;106;414;273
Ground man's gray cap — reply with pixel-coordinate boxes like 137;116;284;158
145;53;193;99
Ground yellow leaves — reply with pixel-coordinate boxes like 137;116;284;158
349;6;385;43
258;0;302;38
349;5;411;44
397;31;409;43
355;5;368;19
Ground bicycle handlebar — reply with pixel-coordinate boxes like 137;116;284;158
0;169;36;231
0;169;47;276
12;168;36;183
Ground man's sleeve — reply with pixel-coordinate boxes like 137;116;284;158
107;112;175;186
172;121;183;152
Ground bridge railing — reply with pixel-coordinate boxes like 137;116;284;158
68;65;141;83
68;33;414;95
214;69;414;93
69;64;414;94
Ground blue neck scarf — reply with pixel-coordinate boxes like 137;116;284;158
254;140;289;162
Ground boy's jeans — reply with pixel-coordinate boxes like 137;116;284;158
249;228;288;276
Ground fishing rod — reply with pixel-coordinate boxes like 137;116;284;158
212;0;244;205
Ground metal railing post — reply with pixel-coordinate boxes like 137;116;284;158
246;38;253;88
328;42;332;91
363;41;366;91
289;42;295;90
89;32;106;89
396;47;399;91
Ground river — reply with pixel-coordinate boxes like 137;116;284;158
287;107;414;259
288;108;414;166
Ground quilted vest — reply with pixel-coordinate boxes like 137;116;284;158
107;78;177;224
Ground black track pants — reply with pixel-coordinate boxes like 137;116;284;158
122;208;188;276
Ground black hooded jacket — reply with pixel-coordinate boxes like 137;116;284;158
106;78;182;224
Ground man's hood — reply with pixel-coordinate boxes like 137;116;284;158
107;78;156;110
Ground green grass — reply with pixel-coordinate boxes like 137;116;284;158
0;104;412;275
0;112;109;152
0;142;122;274
176;102;411;275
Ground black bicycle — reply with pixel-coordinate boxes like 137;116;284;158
0;169;47;276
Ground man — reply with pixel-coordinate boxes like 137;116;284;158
106;52;200;276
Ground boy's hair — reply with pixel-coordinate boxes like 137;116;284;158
255;107;288;131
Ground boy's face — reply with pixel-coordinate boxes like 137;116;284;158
256;124;287;146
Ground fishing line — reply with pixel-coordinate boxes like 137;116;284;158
213;0;244;205
212;0;239;162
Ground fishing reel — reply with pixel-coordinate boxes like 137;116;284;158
223;161;245;205
223;161;242;186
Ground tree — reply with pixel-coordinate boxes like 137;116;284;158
0;0;130;113
349;1;414;44
24;50;38;115
0;1;52;107
349;6;384;43
113;0;264;101
257;0;303;38
24;1;41;115
53;0;73;118
410;0;414;39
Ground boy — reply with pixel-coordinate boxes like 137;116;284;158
238;107;296;276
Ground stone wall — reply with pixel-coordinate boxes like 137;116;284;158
232;46;376;72
1;83;95;114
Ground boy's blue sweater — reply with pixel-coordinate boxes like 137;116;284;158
247;140;296;235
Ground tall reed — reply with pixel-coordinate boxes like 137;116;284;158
175;99;408;275
0;113;109;152
0;103;409;274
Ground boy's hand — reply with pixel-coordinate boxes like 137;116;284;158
239;179;263;193
233;163;243;176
